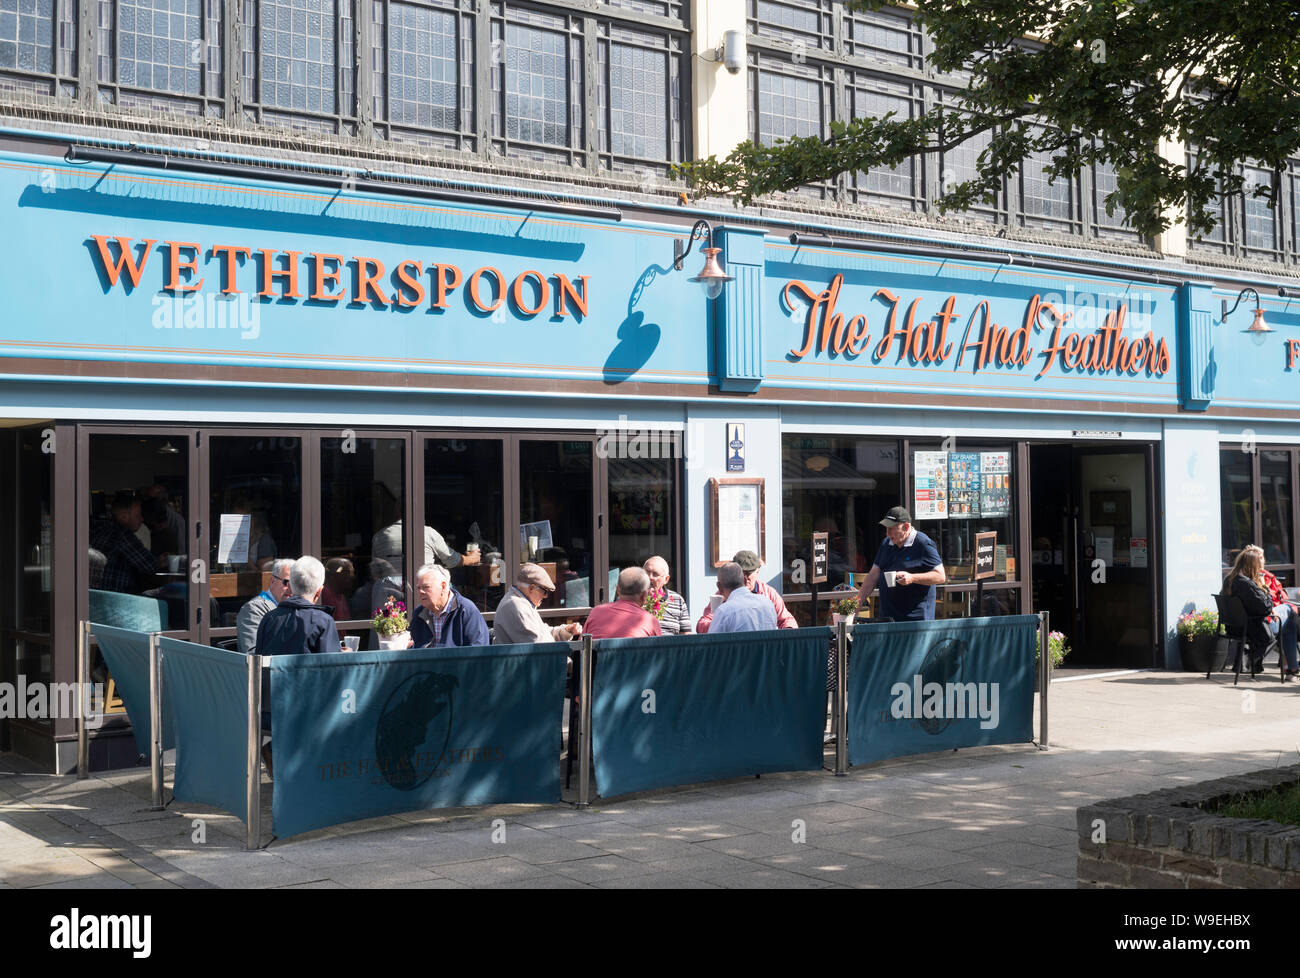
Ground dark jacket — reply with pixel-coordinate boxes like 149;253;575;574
410;590;490;649
254;595;341;655
1229;574;1273;660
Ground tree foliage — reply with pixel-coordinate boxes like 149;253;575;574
675;0;1300;240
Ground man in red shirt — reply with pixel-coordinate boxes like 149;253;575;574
584;567;662;638
696;549;798;633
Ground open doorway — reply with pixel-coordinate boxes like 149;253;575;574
1030;443;1160;668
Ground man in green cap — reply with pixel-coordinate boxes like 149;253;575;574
696;549;798;633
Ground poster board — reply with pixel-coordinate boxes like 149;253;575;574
710;478;765;568
811;531;829;584
974;531;997;581
913;451;948;520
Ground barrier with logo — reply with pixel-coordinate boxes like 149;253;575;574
267;642;570;839
590;630;828;798
159;637;251;822
89;624;174;756
845;615;1038;767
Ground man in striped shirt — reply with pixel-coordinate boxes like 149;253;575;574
644;555;692;635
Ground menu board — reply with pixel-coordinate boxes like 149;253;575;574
217;513;251;565
979;451;1012;518
948;452;981;519
913;451;948;520
710;478;766;566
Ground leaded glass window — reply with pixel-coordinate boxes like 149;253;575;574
0;0;77;98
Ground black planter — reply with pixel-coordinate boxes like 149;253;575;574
1180;632;1227;672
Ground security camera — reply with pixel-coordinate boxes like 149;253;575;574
720;29;745;75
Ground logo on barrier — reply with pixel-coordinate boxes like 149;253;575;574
887;637;1001;732
375;672;459;791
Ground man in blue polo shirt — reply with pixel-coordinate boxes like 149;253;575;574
855;506;946;621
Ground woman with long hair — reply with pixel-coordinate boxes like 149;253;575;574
1222;546;1274;676
1251;545;1300;679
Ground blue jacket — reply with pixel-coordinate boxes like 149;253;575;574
254;595;341;655
410;590;490;649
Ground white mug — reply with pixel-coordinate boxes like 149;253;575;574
883;571;898;587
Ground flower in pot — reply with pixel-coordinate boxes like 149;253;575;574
1034;630;1070;669
643;586;667;620
832;597;859;624
372;596;411;650
1175;608;1222;672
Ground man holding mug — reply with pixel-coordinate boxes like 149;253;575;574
855;507;946;621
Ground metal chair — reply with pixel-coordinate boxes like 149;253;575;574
1212;593;1281;684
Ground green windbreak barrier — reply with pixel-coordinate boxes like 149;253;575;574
590;630;828;798
92;624;174;757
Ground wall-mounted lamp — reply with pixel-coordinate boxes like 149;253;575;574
1221;287;1273;346
698;29;745;74
673;220;733;300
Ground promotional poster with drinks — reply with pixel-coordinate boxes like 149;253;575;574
913;451;1011;520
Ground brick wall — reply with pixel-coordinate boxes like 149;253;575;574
1077;765;1300;888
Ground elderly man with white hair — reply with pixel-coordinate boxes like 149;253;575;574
583;567;662;639
410;562;490;649
253;556;342;655
236;557;295;654
643;555;691;635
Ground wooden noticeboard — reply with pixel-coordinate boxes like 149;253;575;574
974;531;997;582
709;477;766;567
811;531;829;584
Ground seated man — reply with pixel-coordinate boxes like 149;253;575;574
493;563;582;644
709;562;778;633
410;563;490;649
254;556;342;656
584;567;662;639
236;558;293;654
696;549;797;633
644;555;691;635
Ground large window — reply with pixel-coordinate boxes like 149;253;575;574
0;0;76;97
96;0;223;115
241;0;356;133
1221;446;1298;585
1187;150;1288;262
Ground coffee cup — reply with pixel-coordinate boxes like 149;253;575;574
466;542;479;553
342;636;360;652
709;594;723;612
884;571;898;587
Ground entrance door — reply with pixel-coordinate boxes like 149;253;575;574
1029;443;1160;667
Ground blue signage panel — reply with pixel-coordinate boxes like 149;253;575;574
1199;288;1300;412
268;643;567;840
847;615;1037;767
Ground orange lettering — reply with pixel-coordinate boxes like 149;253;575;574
91;235;156;289
164;241;204;293
394;260;425;308
431;264;463;309
1288;339;1300;369
310;253;346;301
511;271;549;317
554;274;589;318
352;257;389;305
468;267;505;312
258;250;303;299
211;245;251;294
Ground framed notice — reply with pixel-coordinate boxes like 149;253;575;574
913;451;948;520
710;477;765;567
811;531;829;584
974;531;997;581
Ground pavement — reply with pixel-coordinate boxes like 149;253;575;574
1;668;1297;889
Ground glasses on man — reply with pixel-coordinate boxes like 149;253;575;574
276;577;290;586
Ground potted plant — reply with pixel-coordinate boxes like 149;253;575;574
1176;608;1223;672
372;596;411;651
1035;630;1071;669
643;586;667;620
832;597;859;625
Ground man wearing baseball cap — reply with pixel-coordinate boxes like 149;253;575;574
855;507;946;621
696;549;798;633
493;563;583;645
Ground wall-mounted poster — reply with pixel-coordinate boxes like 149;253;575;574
979;451;1012;518
948;452;980;519
913;451;948;520
710;477;766;566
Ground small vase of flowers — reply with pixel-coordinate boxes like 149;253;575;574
832;597;859;625
643;586;667;620
372;596;410;650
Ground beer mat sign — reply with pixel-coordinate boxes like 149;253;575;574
974;531;997;581
811;531;829;584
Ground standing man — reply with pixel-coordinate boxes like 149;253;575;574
236;558;294;654
254;556;342;655
410;563;490;649
855;507;946;621
643;555;691;635
696;550;797;633
493;563;582;644
708;562;778;634
584;567;662;639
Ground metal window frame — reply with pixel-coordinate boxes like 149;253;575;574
0;0;80;99
93;0;225;117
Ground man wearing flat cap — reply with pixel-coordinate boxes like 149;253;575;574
493;563;583;644
696;549;798;633
855;506;946;621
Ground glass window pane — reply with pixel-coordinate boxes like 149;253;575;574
519;440;593;610
1261;450;1292;565
1220;447;1254;567
0;0;55;73
782;436;902;594
88;434;189;631
607;453;678;601
208;436;302;630
13;425;55;698
907;445;1018;582
424;438;504;614
259;0;337;114
321;436;405;637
